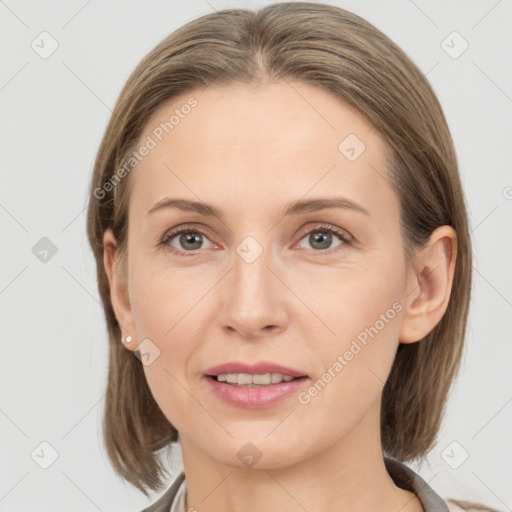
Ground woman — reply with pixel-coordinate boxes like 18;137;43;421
86;3;497;511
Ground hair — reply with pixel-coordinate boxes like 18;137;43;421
86;1;485;507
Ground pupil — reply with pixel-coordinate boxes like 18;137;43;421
311;231;331;249
181;233;202;250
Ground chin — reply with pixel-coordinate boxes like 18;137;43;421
204;435;307;471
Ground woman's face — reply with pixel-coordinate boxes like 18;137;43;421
111;80;419;468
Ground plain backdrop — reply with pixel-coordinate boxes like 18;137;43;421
1;0;511;510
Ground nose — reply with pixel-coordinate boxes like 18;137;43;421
217;241;288;340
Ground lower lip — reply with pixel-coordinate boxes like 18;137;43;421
204;376;309;408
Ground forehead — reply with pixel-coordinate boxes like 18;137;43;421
129;80;396;220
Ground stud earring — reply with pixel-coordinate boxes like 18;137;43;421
123;335;132;343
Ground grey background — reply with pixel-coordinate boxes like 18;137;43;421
1;0;511;510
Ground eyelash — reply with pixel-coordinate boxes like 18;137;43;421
159;222;353;257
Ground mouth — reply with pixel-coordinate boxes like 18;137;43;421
203;361;309;408
204;361;308;386
205;373;309;387
204;368;310;408
203;361;310;409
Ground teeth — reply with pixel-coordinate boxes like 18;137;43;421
216;373;296;386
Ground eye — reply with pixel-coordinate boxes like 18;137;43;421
159;222;353;256
295;223;352;254
160;224;215;256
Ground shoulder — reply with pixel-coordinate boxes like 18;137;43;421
446;501;471;512
446;499;502;512
383;457;499;512
139;471;186;512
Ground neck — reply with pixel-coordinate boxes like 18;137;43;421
179;400;423;512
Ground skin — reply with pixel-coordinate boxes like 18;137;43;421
103;80;457;512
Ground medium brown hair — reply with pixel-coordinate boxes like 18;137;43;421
87;1;475;502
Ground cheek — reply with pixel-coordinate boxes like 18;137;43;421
129;257;207;339
128;260;212;400
297;287;404;441
134;276;201;431
312;263;405;345
310;259;407;393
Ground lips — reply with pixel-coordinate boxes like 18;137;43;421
204;361;308;378
203;361;310;408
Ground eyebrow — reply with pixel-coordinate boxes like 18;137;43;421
147;196;371;218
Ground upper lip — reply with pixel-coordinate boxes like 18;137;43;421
204;361;308;378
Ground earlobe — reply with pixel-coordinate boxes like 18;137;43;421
102;229;137;352
399;225;457;344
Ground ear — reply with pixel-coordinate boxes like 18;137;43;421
399;225;457;344
103;228;137;352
